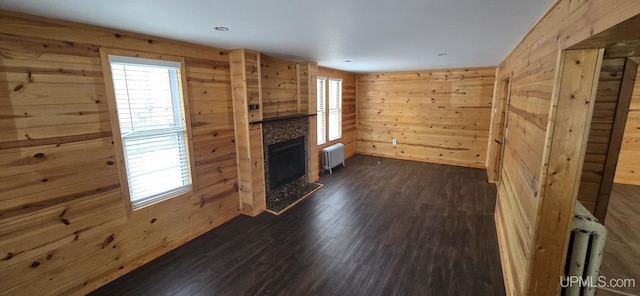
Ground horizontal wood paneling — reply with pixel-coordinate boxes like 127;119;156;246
493;0;640;295
318;67;357;161
356;68;495;168
577;58;625;213
530;48;603;296
615;66;640;185
0;9;239;296
260;56;299;118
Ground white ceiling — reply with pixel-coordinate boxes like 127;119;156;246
0;0;553;73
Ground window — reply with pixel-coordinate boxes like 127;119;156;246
317;77;327;145
107;55;192;209
328;78;342;141
317;77;342;144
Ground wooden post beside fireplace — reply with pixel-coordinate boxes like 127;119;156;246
230;49;318;217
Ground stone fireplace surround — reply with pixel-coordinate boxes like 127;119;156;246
262;116;319;212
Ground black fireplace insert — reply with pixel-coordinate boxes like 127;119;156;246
267;136;306;189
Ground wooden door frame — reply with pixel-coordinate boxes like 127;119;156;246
527;48;604;295
594;58;638;221
486;71;513;183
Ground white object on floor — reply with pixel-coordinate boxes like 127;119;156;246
322;143;345;174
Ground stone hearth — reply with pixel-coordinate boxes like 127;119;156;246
263;116;318;212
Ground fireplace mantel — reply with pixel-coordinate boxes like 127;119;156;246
229;49;319;217
250;113;316;125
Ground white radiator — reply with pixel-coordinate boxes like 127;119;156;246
562;201;608;296
322;143;345;173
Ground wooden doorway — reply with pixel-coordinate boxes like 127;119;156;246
578;57;640;296
526;48;604;296
531;14;640;295
570;14;640;222
576;58;637;221
486;73;512;183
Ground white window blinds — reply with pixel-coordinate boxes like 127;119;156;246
108;55;191;208
317;77;327;145
328;78;342;141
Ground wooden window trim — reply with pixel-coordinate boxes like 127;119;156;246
99;48;197;216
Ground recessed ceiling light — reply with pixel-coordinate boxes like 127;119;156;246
437;53;448;56
345;60;352;63
214;26;229;32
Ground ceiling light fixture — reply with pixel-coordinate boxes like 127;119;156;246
437;53;448;56
214;26;229;32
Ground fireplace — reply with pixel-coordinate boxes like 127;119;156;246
268;136;306;189
262;116;319;213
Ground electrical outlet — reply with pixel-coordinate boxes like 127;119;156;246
392;138;397;145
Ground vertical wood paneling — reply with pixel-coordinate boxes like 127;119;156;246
356;68;495;168
493;1;640;295
297;63;309;114
229;50;266;217
318;67;357;160
249;125;266;212
0;10;239;295
303;63;320;182
615;66;640;185
246;53;262;123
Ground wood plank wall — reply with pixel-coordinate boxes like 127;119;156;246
318;67;357;159
528;48;603;296
576;58;637;221
615;66;640;185
259;57;323;179
302;63;320;182
492;1;640;295
261;56;299;118
229;50;266;216
577;58;626;213
356;68;495;168
0;10;240;295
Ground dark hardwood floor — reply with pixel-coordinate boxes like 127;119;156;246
89;155;505;296
599;183;640;296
